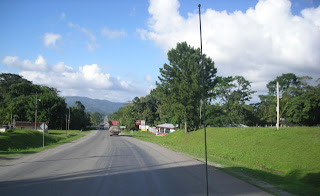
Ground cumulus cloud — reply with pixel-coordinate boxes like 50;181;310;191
2;55;49;71
2;55;147;102
43;33;62;47
138;0;320;100
52;62;73;73
101;27;127;39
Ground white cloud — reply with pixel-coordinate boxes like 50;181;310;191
68;22;98;51
52;62;73;73
2;55;49;71
138;0;320;101
2;55;147;102
43;33;62;47
61;12;66;20
101;27;127;39
145;74;153;83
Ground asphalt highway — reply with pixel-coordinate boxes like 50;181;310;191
0;130;271;196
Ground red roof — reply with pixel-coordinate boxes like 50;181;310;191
15;121;44;127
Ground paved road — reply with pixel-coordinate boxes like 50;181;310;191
0;130;271;196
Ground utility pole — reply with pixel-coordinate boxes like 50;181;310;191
43;123;45;148
199;4;209;196
35;93;38;130
276;81;280;130
68;107;71;131
66;114;68;136
35;93;41;130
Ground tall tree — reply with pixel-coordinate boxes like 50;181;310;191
157;42;217;133
70;101;90;130
267;73;299;96
212;76;255;125
90;112;103;126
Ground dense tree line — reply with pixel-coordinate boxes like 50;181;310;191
110;42;320;132
0;73;98;130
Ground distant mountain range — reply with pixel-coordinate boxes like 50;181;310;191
64;96;124;115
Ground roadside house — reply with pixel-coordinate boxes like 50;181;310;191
15;121;48;133
155;123;176;135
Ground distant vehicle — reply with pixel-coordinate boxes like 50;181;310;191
99;124;104;130
109;126;120;136
109;120;120;136
109;120;119;127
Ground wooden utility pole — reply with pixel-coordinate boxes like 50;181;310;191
68;107;71;131
66;114;68;136
35;93;38;130
276;81;280;130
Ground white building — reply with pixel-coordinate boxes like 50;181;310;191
155;123;176;135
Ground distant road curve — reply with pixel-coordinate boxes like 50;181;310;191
0;130;271;196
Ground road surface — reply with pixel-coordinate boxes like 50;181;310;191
0;130;271;196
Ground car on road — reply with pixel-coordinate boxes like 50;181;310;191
109;126;120;136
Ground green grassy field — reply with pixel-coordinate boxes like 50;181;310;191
124;127;320;195
0;129;92;156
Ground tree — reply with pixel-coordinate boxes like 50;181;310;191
0;73;68;128
157;42;217;133
211;76;255;125
286;84;320;125
256;74;319;126
267;73;298;95
70;101;91;130
90;112;103;126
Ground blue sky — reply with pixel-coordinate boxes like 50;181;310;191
1;0;319;102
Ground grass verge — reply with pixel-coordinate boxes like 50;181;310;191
123;127;320;196
0;129;92;157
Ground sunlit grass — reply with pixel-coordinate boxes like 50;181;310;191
0;129;92;156
123;127;320;195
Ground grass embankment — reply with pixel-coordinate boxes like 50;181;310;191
0;129;92;157
124;127;320;195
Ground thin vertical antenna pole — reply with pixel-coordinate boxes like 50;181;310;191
199;4;209;196
276;81;279;130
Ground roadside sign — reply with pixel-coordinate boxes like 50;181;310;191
120;126;126;129
40;123;47;130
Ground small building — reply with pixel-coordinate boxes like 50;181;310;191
15;121;48;133
0;125;8;133
155;123;176;135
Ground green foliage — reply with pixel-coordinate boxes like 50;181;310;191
209;76;256;126
286;86;320;125
267;73;299;96
157;42;217;132
0;73;68;129
90;112;103;126
255;74;320;126
69;101;91;130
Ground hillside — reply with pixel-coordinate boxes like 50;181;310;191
64;96;124;114
126;127;320;196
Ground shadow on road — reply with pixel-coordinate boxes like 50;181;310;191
0;163;274;196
